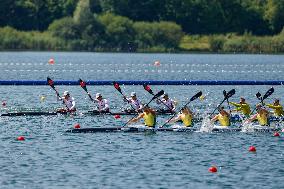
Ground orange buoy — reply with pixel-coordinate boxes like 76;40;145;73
114;114;121;119
74;123;81;129
208;166;217;173
48;58;55;65
17;136;25;141
274;132;280;137
249;146;256;152
154;61;160;66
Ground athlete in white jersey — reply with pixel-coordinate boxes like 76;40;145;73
156;93;176;113
57;91;76;113
123;92;143;112
93;93;110;113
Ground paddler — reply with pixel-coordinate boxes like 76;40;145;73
265;99;284;117
247;104;270;126
128;105;156;127
123;92;143;113
91;93;110;113
211;106;231;126
156;93;176;113
230;97;251;117
167;106;193;127
57;91;76;113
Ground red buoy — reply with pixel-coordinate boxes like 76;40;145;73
208;166;217;173
2;101;6;107
114;114;121;119
17;136;25;141
249;146;256;152
154;61;161;66
274;132;280;137
74;123;81;129
48;58;55;65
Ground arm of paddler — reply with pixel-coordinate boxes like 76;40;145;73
266;104;281;110
230;102;241;107
168;114;181;123
247;114;257;123
128;113;144;124
211;114;218;123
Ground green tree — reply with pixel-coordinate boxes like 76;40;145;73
98;13;135;50
48;17;79;40
73;0;105;49
264;0;284;33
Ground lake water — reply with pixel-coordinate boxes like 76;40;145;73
0;52;284;189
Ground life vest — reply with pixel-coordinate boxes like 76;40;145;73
143;112;156;127
180;114;192;127
64;97;76;110
257;113;268;126
97;99;109;111
218;114;230;126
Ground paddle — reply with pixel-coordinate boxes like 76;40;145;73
143;84;174;112
223;90;232;115
113;81;137;112
250;87;274;115
160;91;202;128
210;89;235;117
262;87;274;104
47;77;60;98
47;77;69;111
79;78;95;102
123;90;164;127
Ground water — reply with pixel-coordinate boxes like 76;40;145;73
0;52;284;188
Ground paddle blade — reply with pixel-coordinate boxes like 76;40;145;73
190;91;203;101
225;89;235;99
153;90;164;99
113;82;123;94
263;87;274;100
223;90;227;97
256;92;262;100
47;77;55;88
143;84;154;95
79;78;88;92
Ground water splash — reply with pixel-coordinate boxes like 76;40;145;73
200;114;214;132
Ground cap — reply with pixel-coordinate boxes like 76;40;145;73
130;92;136;97
63;91;70;96
96;93;102;98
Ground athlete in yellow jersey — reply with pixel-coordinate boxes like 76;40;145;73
211;106;230;126
168;106;193;127
266;99;284;117
129;106;156;127
247;104;270;126
230;97;251;117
